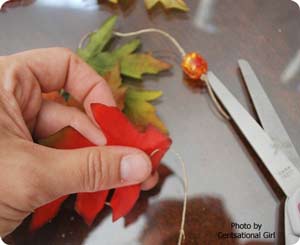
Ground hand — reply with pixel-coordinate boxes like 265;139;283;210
0;48;158;237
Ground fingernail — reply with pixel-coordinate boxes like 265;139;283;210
120;154;151;183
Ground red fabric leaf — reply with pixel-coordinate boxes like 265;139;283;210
30;196;68;231
124;164;173;226
31;103;171;230
75;190;109;225
38;126;95;149
91;104;171;220
31;128;96;231
110;185;141;221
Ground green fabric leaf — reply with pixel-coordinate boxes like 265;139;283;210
77;16;117;60
120;53;171;79
86;39;141;76
144;0;189;11
108;0;189;11
76;16;171;133
113;39;141;58
124;87;167;133
104;65;127;110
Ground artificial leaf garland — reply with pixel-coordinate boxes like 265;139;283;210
31;104;172;230
32;16;174;231
76;20;231;245
34;15;205;245
112;28;230;121
77;16;171;133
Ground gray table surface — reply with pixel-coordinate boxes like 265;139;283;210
1;0;300;244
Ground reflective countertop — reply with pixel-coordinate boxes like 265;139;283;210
1;0;300;244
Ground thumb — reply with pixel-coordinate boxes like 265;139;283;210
38;145;152;202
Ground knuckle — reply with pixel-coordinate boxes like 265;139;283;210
21;174;51;210
20;171;45;209
55;47;77;61
0;200;29;221
21;184;39;208
57;47;73;56
17;148;48;208
83;150;103;192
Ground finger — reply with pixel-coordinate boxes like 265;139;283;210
7;47;116;115
34;100;106;145
0;217;21;238
0;201;29;222
37;145;152;202
141;171;159;191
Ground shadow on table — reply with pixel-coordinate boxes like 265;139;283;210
139;196;275;245
7;194;277;245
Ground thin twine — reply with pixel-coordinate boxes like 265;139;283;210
78;28;230;120
150;148;188;245
170;148;188;245
114;29;186;57
104;148;188;245
201;74;230;120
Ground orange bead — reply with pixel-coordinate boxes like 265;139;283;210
181;52;208;80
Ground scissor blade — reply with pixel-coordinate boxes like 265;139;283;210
238;59;300;171
285;201;300;244
207;71;300;197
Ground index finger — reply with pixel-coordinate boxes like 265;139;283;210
9;47;116;112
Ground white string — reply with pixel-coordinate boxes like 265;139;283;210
104;147;188;245
201;74;230;120
114;29;186;57
170;148;188;245
78;31;94;49
78;28;230;121
149;148;188;245
78;28;186;58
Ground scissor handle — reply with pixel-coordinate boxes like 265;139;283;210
286;189;300;244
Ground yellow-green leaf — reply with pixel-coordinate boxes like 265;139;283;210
144;0;189;11
121;53;171;79
77;16;117;61
88;52;117;75
108;0;189;11
113;39;141;58
124;87;167;133
86;39;141;76
104;65;127;110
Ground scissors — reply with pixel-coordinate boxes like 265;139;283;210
207;60;300;245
